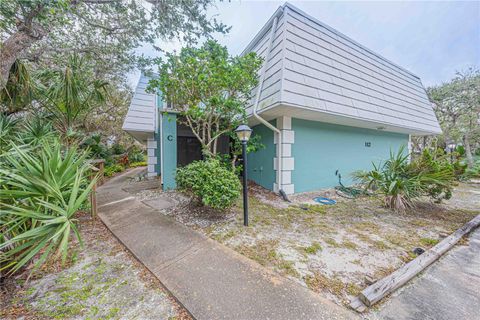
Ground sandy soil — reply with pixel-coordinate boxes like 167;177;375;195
0;212;191;320
149;181;479;306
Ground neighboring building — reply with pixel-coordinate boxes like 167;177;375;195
122;2;441;193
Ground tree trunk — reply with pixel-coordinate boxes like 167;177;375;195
0;22;46;90
463;134;475;168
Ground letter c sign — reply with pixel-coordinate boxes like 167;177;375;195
167;135;173;141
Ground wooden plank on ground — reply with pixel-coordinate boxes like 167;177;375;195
359;214;480;307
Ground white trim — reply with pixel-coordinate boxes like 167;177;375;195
148;156;157;165
282;184;295;195
281;157;294;170
147;139;157;149
159;112;164;185
281;130;295;144
282;144;291;157
277;116;292;130
281;171;292;184
274;116;295;193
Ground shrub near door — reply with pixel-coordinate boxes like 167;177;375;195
176;159;241;210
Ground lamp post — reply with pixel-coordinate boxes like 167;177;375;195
235;124;252;226
447;141;456;163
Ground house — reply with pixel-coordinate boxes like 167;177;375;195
122;2;441;194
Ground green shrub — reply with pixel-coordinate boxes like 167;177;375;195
128;144;145;162
129;161;147;168
104;164;125;177
110;143;125;155
409;148;461;200
176;159;241;210
463;161;480;179
81;134;113;165
0;140;96;275
354;146;454;212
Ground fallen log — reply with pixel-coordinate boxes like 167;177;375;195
359;214;480;307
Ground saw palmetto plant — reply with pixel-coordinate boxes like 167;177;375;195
0;139;97;276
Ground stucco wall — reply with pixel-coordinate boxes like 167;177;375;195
291;118;408;192
247;123;276;191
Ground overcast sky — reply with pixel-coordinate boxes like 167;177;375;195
134;0;479;88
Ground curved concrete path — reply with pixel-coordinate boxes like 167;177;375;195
97;169;355;320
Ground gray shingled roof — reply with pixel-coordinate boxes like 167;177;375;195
122;74;156;135
245;2;441;135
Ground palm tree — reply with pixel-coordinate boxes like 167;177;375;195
37;54;109;137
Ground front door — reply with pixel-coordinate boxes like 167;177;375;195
177;136;202;167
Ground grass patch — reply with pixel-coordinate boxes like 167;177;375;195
305;272;345;298
210;229;238;242
420;238;440;247
354;221;380;233
346;283;362;296
235;240;279;266
324;238;340;248
302;242;322;254
411;219;430;227
373;240;389;250
277;260;300;277
384;233;419;249
341;240;358;250
400;251;417;263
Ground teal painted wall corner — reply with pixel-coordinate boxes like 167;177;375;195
247;123;276;191
291;118;409;193
162;112;177;190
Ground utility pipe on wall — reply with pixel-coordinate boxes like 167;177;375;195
252;13;284;193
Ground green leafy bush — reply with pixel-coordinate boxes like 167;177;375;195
81;134;113;165
129;161;147;168
20;116;56;146
410;148;464;199
128;144;145;162
0;113;19;153
110;143;125;155
104;164;125;177
176;159;241;210
354;146;454;212
0;140;96;275
463;158;480;179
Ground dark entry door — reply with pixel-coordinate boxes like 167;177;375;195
177;136;202;167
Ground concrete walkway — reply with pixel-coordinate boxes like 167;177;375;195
97;169;355;320
373;228;480;320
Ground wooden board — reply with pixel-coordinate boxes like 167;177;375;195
359;214;480;307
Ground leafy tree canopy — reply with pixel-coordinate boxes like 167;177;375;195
148;39;263;156
428;67;480;167
0;0;229;89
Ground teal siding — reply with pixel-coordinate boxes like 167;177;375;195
162;113;177;190
247;123;276;190
292;118;408;192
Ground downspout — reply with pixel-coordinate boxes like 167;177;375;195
252;12;284;194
